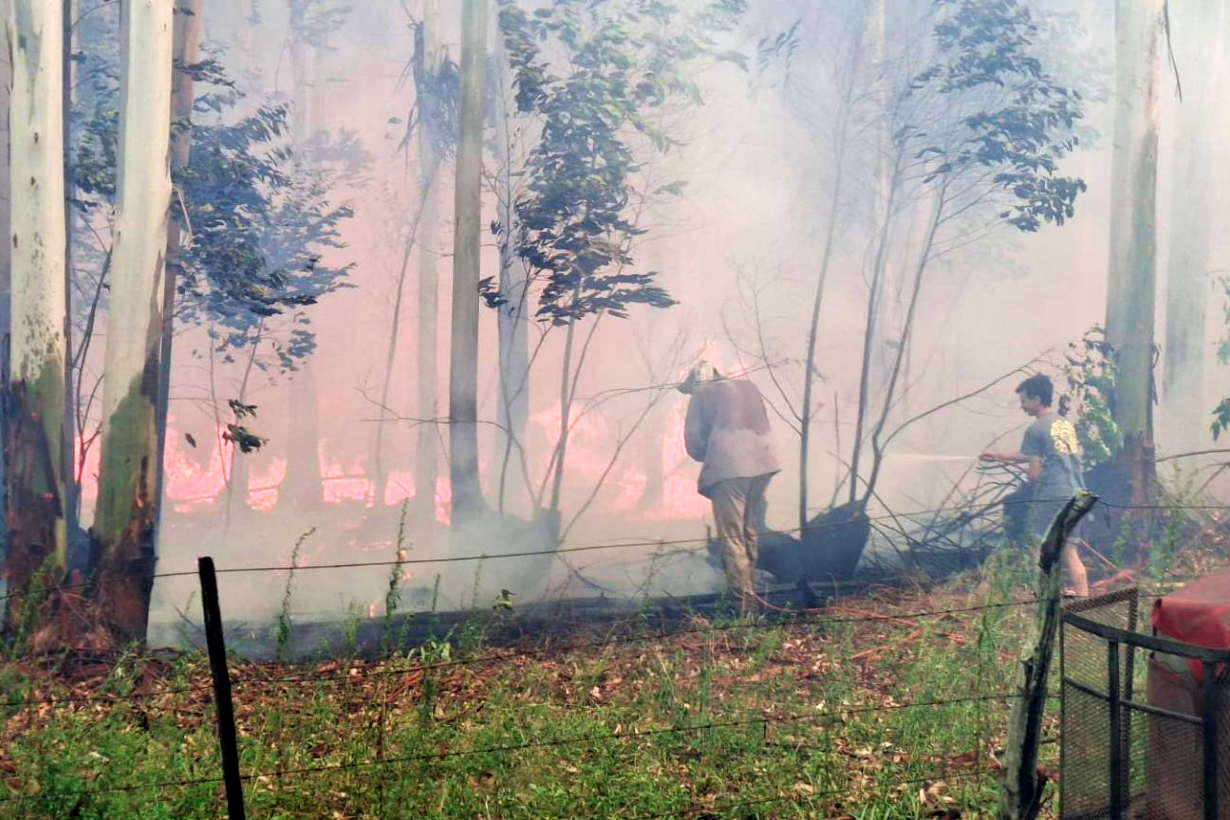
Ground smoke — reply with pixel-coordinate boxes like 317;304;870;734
123;0;1230;644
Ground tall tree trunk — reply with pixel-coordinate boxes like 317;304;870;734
60;0;77;545
93;0;174;644
1162;0;1224;453
492;28;529;516
373;2;443;515
3;0;69;623
448;0;487;526
0;10;11;608
411;0;442;533
1105;0;1163;508
279;35;323;511
154;0;203;526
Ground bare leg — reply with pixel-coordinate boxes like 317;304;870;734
1063;538;1090;597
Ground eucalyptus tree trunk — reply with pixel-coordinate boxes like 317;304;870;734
279;36;323;511
154;0;203;522
3;0;70;620
492;26;529;515
406;0;442;529
1162;0;1224;453
448;0;488;526
0;17;11;605
1105;0;1163;508
60;0;77;539
92;0;174;644
412;137;441;528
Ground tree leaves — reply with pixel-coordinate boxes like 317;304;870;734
498;0;741;328
907;0;1087;234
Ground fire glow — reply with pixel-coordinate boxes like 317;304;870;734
76;413;706;526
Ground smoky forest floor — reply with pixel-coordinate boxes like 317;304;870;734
0;540;1216;820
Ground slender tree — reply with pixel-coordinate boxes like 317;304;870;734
851;0;1085;514
60;0;77;540
1105;0;1164;505
92;0;174;643
278;16;324;512
448;0;488;525
0;3;12;598
411;1;443;530
3;0;70;621
492;22;529;514
500;0;743;545
797;8;865;530
154;0;204;519
1162;0;1224;452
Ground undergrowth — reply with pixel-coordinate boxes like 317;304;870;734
0;506;1213;819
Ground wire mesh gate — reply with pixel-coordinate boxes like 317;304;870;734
1060;588;1230;819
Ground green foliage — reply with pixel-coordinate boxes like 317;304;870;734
398;13;461;159
275;529;315;664
287;0;352;51
499;0;744;327
70;57;362;371
1212;398;1230;441
1210;277;1230;440
906;0;1087;233
756;20;801;75
1058;326;1122;467
2;568;1042;818
222;399;267;454
381;502;412;657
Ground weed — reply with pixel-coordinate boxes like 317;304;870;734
275;527;316;663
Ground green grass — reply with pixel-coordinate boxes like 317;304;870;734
10;514;1214;820
0;571;1046;820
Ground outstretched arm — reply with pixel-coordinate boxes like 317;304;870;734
979;451;1029;465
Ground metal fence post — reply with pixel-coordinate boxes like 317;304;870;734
199;556;247;820
1108;640;1123;820
1202;661;1219;820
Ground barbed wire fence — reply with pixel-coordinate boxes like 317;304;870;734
0;495;1209;816
0;494;1207;610
0;571;1032;817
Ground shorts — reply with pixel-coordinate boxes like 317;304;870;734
1029;496;1083;540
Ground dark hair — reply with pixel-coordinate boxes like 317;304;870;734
1015;374;1053;406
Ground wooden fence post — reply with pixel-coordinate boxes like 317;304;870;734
199;556;247;820
999;490;1097;820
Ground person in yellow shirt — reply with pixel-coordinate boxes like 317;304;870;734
980;374;1089;597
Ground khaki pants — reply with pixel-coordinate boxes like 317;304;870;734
711;474;772;612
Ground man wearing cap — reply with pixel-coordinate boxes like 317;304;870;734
680;362;781;614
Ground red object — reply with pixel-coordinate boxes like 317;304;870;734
1152;568;1230;682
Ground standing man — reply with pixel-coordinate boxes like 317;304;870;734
680;362;780;614
980;374;1090;597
